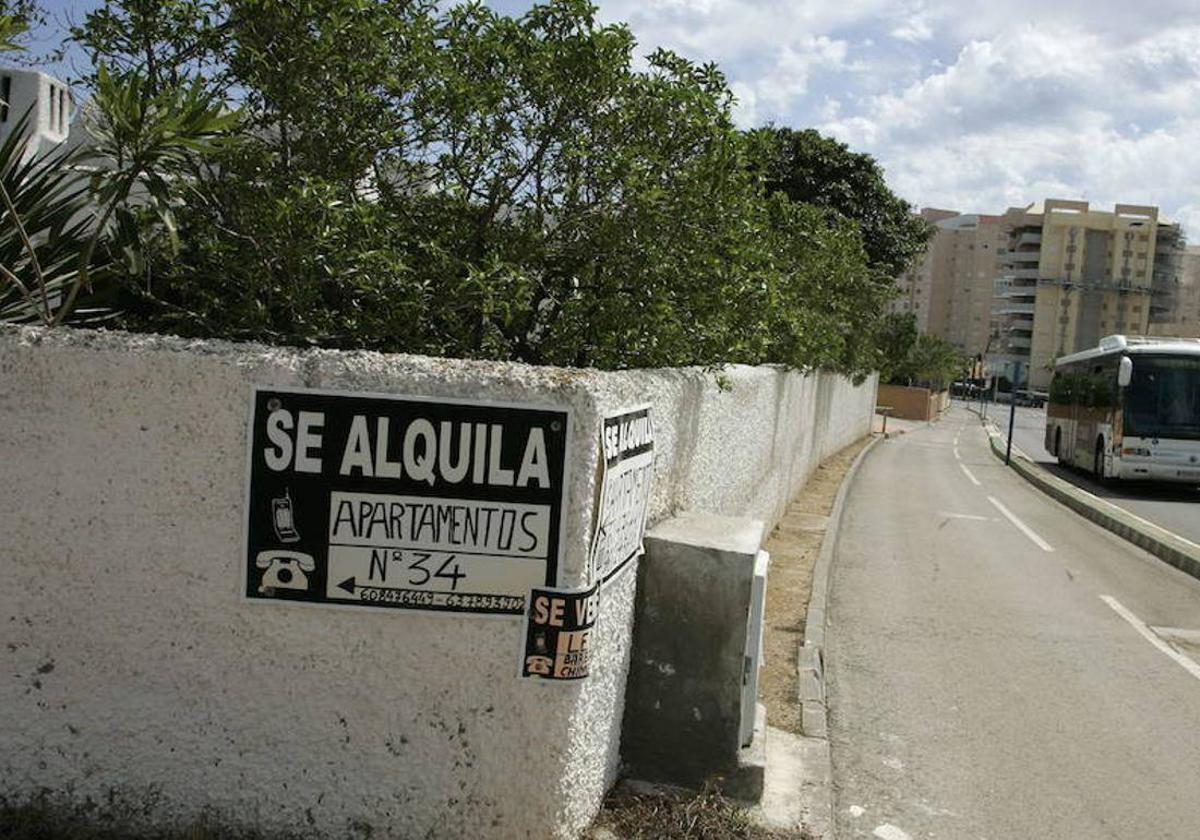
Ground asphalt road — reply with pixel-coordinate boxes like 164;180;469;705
985;402;1200;546
827;405;1200;839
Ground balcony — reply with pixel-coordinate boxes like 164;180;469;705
995;303;1036;315
1013;232;1042;247
1008;250;1041;264
1006;336;1032;350
997;287;1037;301
1003;267;1040;279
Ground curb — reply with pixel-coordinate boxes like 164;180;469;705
797;433;882;739
982;424;1200;583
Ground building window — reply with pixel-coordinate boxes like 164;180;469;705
0;75;10;122
58;87;66;131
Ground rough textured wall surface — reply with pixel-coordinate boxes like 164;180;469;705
0;326;875;839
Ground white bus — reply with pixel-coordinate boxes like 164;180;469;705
1045;335;1200;482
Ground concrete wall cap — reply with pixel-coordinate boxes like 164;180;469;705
645;512;766;557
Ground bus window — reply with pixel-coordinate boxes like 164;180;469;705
1124;356;1200;440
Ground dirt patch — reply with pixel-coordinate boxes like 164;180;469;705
584;784;804;840
759;436;873;735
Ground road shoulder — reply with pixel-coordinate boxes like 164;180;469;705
754;434;882;838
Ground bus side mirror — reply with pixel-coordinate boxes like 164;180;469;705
1118;356;1133;388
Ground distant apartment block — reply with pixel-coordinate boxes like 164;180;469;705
989;199;1181;390
890;208;957;331
890;208;1004;359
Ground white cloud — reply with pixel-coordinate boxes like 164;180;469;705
561;1;1200;236
891;17;932;44
889;1;935;43
812;21;1200;235
734;36;853;125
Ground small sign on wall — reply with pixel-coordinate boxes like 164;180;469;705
519;582;598;681
244;386;570;617
589;405;654;583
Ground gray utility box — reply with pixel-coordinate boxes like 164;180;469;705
620;513;769;797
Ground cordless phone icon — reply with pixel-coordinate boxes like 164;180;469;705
272;489;300;543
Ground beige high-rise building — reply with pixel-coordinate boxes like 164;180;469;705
890;208;1006;359
989;199;1183;391
890;208;959;332
929;213;1009;359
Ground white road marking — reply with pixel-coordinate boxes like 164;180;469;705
848;805;866;818
1102;596;1200;682
959;463;982;486
873;825;913;840
1150;626;1200;646
936;512;995;521
987;496;1054;552
953;446;961;460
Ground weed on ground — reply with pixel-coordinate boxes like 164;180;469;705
585;784;811;840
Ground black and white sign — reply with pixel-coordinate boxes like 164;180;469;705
519;582;598;681
589;405;654;583
244;387;570;616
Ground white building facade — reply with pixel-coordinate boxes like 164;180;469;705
1;66;73;157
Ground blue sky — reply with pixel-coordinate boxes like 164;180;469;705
27;0;1200;235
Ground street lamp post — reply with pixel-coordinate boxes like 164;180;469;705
1005;360;1023;466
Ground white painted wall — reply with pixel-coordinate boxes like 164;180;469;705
0;325;875;838
0;66;72;157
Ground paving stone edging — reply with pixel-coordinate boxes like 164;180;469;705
983;426;1200;583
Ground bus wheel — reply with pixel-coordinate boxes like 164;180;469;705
1094;439;1105;480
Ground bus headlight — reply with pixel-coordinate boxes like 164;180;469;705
1122;447;1151;457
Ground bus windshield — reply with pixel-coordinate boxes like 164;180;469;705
1123;355;1200;440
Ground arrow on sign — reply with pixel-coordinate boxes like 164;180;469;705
337;576;357;594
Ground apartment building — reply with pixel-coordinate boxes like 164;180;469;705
1148;245;1200;338
0;66;73;158
989;199;1179;391
890;208;959;331
889;208;1005;358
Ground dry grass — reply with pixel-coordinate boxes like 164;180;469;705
584;784;806;840
759;437;872;735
